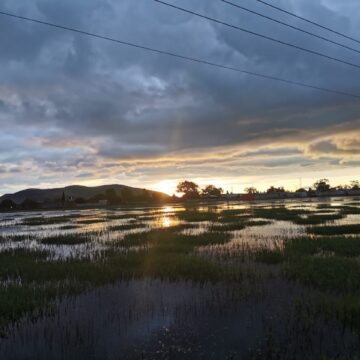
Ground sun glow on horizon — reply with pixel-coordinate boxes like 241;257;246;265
152;180;178;196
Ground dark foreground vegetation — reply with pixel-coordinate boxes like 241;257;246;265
0;199;360;358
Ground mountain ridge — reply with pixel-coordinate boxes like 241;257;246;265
0;184;170;204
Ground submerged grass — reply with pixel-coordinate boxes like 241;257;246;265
22;216;75;226
176;211;219;222
0;227;238;329
40;234;93;245
76;219;105;225
253;235;360;293
110;223;147;231
308;224;360;235
1;202;360;341
251;207;345;225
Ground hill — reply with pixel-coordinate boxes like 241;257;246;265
0;184;171;205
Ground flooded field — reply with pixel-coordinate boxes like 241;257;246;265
0;197;360;359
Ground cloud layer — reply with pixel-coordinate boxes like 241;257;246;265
0;0;360;194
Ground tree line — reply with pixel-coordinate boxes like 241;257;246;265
245;179;360;195
176;181;223;200
176;179;360;199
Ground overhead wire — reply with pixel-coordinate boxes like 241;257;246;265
153;0;360;70
0;9;359;98
220;0;360;55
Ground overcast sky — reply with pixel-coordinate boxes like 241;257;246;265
1;0;360;195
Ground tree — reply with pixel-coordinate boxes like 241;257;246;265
351;180;360;190
0;199;16;210
266;186;285;193
202;185;223;197
176;181;200;199
245;187;258;194
314;179;330;192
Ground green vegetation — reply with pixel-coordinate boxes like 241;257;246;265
253;235;360;293
40;234;92;245
286;256;360;292
22;216;75;226
254;249;284;264
284;236;360;257
338;206;360;215
247;220;272;227
251;206;346;225
176;210;219;222
1;201;360;351
0;235;29;242
0;227;238;328
110;223;147;231
308;224;360;235
210;222;246;231
294;213;344;225
106;214;138;220
76;219;105;225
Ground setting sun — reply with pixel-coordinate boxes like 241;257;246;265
152;180;178;196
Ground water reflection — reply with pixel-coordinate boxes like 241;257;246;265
0;197;359;260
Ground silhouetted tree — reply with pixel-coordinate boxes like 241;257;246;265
266;186;285;193
202;185;223;197
245;187;258;194
176;181;200;200
314;179;330;192
351;180;360;190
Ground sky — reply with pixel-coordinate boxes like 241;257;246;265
0;0;360;196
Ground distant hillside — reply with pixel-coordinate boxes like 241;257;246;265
0;184;171;204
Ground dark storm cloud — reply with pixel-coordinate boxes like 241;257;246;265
0;0;360;192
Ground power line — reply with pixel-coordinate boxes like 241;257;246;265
153;0;360;70
221;0;360;55
257;0;360;46
0;9;359;99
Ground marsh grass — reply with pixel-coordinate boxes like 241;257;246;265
286;256;360;292
253;235;360;292
22;216;74;226
177;211;219;222
106;214;138;220
210;223;246;231
308;224;360;235
246;220;272;227
336;206;360;215
59;225;78;230
0;227;239;329
1;202;360;346
210;219;271;231
0;235;29;242
110;223;147;231
76;219;105;225
294;213;344;225
254;249;284;264
251;207;346;225
285;236;360;257
40;234;92;245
